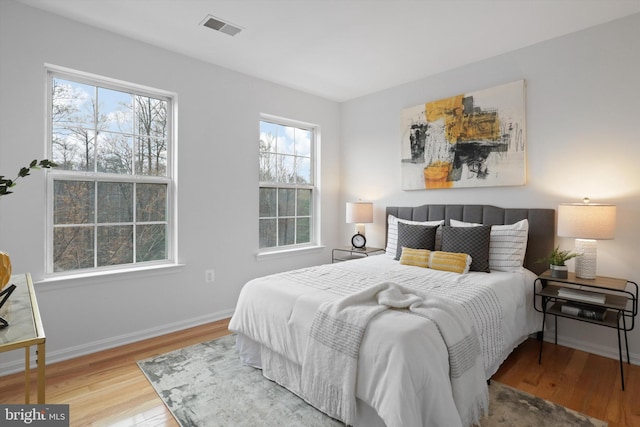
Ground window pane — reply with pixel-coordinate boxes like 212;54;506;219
296;218;310;244
98;87;133;133
97;132;133;174
136;136;167;176
295;157;311;184
260;121;277;153
277;124;295;155
278;218;295;246
53;226;94;271
136;224;166;262
259;188;277;217
259;152;276;182
297;189;311;216
52;126;95;172
54;180;95;224
97;182;133;223
52;78;96;128
277;155;295;183
259;219;277;248
135;96;168;139
137;183;167;222
97;225;133;266
278;189;295;216
295;128;311;156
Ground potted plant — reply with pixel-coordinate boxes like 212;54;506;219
537;246;580;279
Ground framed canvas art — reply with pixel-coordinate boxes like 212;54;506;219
400;80;526;190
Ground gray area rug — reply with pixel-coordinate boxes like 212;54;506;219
137;334;607;427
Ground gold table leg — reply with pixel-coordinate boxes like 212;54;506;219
37;342;45;403
25;347;31;404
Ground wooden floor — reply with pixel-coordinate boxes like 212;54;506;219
493;338;640;427
0;318;638;426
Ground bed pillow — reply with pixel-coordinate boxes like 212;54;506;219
399;247;431;268
441;225;491;272
429;251;472;274
450;218;529;271
398;248;471;274
395;222;438;260
385;215;444;256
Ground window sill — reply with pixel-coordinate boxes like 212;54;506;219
35;263;186;291
256;245;326;261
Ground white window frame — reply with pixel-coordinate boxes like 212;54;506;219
258;114;320;255
44;65;178;278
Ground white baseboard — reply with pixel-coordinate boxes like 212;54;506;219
542;332;639;366
0;309;234;376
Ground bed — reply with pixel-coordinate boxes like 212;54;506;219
229;204;554;427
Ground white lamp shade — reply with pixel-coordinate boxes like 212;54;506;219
557;203;616;240
346;202;373;224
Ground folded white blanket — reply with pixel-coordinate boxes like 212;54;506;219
301;282;488;427
300;283;390;425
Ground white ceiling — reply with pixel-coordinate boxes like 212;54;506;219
16;0;640;102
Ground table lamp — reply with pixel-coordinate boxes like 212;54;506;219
557;198;616;279
346;202;373;249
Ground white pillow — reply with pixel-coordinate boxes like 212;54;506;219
450;218;529;271
386;215;444;256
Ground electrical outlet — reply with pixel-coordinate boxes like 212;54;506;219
205;269;215;283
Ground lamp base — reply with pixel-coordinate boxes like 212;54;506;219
575;238;597;279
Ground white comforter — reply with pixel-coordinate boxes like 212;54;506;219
229;255;540;427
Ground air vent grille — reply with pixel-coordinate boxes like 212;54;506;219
202;15;242;36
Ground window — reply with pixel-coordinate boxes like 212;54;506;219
46;67;175;275
259;118;316;250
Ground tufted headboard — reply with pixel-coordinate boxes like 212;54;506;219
386;204;555;275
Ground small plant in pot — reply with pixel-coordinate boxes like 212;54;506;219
537;246;580;279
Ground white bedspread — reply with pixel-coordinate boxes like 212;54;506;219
229;255;540;427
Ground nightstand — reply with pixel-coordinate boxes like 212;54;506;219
534;270;638;390
332;246;384;263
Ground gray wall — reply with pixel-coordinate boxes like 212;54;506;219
0;0;341;372
340;12;640;363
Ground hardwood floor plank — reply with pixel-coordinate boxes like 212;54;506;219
493;338;640;427
1;318;638;426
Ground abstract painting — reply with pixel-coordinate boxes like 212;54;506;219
400;80;526;190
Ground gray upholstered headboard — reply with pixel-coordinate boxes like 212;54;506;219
386;204;555;275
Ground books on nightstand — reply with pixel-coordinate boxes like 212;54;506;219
560;302;607;321
557;287;606;304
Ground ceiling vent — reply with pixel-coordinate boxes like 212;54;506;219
201;15;242;36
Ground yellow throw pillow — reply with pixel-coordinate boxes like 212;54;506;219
429;251;472;274
399;247;431;268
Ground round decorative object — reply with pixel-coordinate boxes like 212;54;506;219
351;233;366;249
0;251;11;289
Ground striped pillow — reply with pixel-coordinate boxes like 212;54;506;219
450;219;529;272
399;247;431;268
385;215;444;256
429;251;472;274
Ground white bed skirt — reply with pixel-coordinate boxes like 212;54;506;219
236;333;386;427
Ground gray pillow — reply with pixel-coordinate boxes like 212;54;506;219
441;225;491;272
395;222;438;260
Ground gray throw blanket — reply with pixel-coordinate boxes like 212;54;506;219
300;282;488;427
